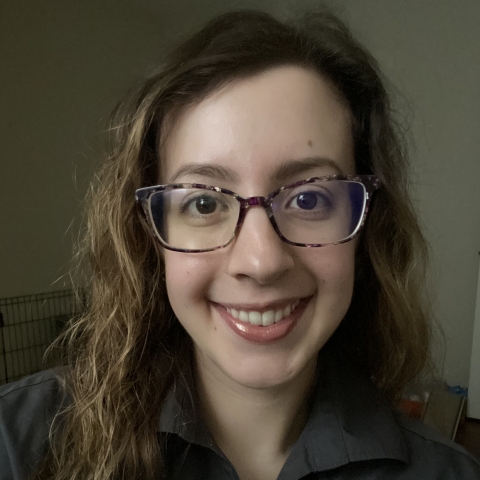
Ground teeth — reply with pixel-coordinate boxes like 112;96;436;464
249;311;262;325
262;310;275;326
226;299;300;327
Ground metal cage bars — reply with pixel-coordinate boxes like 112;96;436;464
0;289;87;385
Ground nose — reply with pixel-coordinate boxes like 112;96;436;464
226;205;295;284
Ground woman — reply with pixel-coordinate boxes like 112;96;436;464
1;8;479;480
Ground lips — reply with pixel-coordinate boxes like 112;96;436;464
214;297;310;344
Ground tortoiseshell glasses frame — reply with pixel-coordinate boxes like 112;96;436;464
135;175;380;253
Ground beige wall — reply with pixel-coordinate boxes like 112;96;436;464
0;0;170;297
1;0;479;387
322;0;480;388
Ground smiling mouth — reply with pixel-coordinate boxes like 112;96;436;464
225;299;300;327
214;297;311;344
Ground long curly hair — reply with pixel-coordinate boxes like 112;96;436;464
36;9;433;479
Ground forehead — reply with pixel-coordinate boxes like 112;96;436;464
161;66;355;186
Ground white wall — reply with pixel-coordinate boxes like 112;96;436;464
1;0;479;388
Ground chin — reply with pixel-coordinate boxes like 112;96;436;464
197;343;319;391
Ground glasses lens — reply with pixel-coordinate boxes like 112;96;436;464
272;180;366;245
149;188;239;250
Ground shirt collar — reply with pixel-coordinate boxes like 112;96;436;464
158;347;409;473
159;372;215;449
282;348;409;476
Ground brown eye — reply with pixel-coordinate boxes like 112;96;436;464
180;193;228;218
195;196;217;214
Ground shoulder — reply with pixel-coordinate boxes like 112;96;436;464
393;411;480;478
0;369;62;400
317;348;480;478
0;369;64;427
0;370;66;480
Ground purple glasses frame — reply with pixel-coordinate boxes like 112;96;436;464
135;175;380;253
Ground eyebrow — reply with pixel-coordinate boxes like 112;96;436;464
168;163;240;183
273;156;344;180
168;156;344;184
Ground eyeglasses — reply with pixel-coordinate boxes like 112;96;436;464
135;175;380;253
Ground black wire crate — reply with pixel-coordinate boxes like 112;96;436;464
0;288;87;386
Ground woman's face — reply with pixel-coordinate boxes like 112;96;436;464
162;66;356;390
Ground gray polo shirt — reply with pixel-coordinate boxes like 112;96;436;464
1;353;479;479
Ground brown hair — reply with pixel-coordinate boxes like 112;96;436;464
37;9;432;480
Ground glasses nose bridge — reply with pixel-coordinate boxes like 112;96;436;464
244;195;268;209
237;194;276;234
241;195;274;218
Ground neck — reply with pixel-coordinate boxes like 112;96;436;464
195;354;317;479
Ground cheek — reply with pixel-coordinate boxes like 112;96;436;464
305;241;356;302
164;251;217;316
